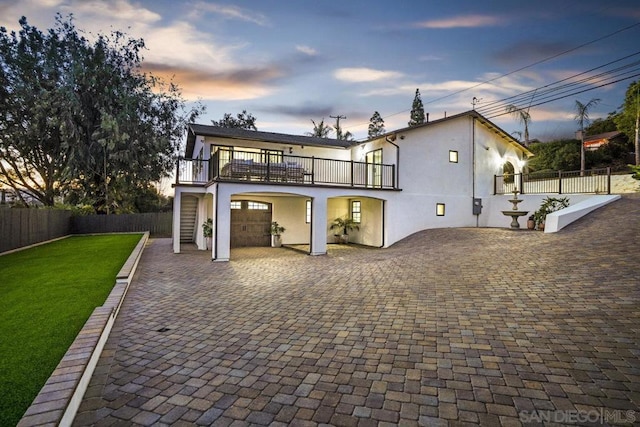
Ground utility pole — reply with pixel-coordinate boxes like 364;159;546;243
635;84;640;166
330;114;346;139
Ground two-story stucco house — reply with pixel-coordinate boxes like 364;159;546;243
172;110;532;261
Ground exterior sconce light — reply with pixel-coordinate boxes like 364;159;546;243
436;203;445;216
449;150;458;163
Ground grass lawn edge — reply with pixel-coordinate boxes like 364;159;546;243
16;232;150;427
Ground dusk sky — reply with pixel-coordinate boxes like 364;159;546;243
2;0;640;142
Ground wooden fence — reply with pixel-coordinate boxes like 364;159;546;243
0;208;72;253
0;209;172;254
71;212;172;237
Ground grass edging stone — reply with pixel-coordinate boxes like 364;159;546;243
17;232;149;427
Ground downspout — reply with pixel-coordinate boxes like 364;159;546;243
385;135;400;188
472;116;478;227
213;184;218;261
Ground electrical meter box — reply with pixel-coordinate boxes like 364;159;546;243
473;198;483;215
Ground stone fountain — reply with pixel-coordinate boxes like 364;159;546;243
501;189;528;229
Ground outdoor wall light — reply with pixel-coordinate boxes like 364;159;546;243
449;150;458;163
436;203;445;216
289;147;293;154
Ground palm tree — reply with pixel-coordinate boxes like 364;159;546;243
306;119;333;138
575;98;600;175
506;105;531;145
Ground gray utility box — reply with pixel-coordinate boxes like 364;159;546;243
473;198;483;215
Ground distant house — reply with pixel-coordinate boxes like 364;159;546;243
583;131;625;151
172;110;533;261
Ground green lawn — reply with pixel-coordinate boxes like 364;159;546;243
0;234;142;427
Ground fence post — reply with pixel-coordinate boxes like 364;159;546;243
607;167;611;194
311;157;315;184
518;173;524;194
392;165;396;189
558;170;562;194
350;161;354;187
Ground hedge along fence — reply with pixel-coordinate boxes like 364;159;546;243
0;209;172;253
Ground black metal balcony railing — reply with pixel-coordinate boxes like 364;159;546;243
176;149;397;189
494;168;611;195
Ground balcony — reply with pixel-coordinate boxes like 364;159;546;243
176;149;398;190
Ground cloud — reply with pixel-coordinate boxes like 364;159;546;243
414;14;502;29
60;0;162;24
142;62;282;101
493;41;573;65
419;54;445;62
334;68;404;83
191;2;269;26
296;45;318;56
258;104;334;119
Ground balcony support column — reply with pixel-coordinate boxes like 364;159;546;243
172;188;182;253
309;196;328;256
214;185;231;262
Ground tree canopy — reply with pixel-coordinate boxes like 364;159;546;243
0;15;202;211
211;110;257;130
368;111;385;138
613;80;639;165
306;119;333;138
408;88;425;127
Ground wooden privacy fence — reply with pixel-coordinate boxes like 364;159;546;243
0;208;72;253
0;209;172;253
71;212;172;237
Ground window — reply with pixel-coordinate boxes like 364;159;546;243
262;149;283;164
306;200;311;223
436;203;445;216
230;201;242;209
351;201;361;223
247;201;269;210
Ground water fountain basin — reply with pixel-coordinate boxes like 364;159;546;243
501;210;529;228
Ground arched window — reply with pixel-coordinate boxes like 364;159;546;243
503;161;515;184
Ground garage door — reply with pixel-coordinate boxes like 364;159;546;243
230;200;272;247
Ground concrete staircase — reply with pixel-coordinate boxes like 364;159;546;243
180;196;198;243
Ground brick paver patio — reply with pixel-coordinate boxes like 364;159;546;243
74;195;640;426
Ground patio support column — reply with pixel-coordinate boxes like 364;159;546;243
214;186;231;262
195;195;207;250
309;196;327;256
172;188;182;253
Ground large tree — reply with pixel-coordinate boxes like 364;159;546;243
368;111;385;138
575;98;600;174
408;88;425;127
0;16;73;206
0;15;201;211
613;80;640;165
211;110;257;130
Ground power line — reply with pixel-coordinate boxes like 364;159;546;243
422;21;640;107
477;51;640;114
344;21;640;134
483;71;640;120
477;53;640;117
